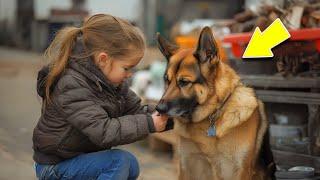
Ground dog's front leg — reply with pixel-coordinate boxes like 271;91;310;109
177;153;214;180
177;136;215;180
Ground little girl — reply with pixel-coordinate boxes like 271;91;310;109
33;14;169;180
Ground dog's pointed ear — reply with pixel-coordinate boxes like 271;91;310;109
194;27;219;64
157;33;179;60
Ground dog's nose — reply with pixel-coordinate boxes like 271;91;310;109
155;103;168;114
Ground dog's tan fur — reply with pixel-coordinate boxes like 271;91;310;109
157;27;275;180
175;87;269;180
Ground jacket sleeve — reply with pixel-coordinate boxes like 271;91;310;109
55;76;153;148
122;88;156;132
123;88;156;115
123;88;174;132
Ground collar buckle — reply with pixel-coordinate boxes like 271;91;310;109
206;81;241;137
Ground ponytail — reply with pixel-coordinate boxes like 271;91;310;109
44;27;81;102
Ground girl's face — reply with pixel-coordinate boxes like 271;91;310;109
95;50;143;86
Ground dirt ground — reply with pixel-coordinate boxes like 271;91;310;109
0;46;175;180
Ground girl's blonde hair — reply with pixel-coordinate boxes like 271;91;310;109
44;14;146;101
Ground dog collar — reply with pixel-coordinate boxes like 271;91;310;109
207;82;241;137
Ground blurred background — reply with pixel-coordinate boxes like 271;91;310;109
0;0;320;179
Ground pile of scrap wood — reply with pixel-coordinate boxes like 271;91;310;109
272;41;320;77
230;0;320;33
229;0;320;77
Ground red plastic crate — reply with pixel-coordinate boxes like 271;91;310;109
223;28;320;58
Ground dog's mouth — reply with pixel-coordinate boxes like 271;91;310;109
164;108;193;123
156;97;198;123
167;109;189;117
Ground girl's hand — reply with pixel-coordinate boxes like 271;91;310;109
152;111;168;132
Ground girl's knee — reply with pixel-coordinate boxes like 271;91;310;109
110;149;139;178
127;152;139;179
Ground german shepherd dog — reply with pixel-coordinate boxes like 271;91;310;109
155;27;276;180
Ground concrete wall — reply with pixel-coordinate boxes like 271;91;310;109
34;0;72;20
87;0;142;22
0;0;17;28
34;0;142;22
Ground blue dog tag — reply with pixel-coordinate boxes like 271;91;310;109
207;125;216;137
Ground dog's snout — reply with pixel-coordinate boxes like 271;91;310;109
155;103;168;114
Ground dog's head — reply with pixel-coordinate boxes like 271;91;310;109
155;27;238;123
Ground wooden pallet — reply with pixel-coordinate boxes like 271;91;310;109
241;74;320;156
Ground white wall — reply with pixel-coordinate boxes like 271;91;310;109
34;0;142;22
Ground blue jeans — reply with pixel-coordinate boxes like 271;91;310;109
35;149;140;180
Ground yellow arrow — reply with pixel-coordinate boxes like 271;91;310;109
242;18;291;58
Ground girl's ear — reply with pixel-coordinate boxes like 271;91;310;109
96;52;110;68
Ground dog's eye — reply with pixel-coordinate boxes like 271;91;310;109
178;79;191;87
164;74;169;83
